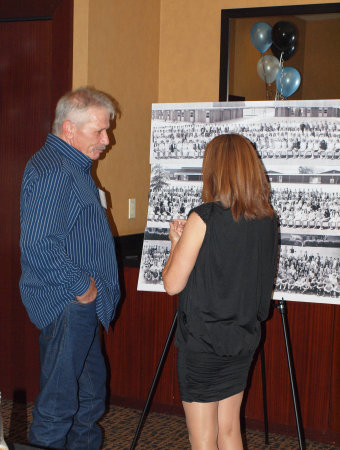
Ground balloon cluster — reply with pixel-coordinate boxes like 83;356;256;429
250;21;301;98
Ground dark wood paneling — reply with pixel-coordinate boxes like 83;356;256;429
0;19;52;401
51;0;73;114
0;0;73;401
245;302;336;440
106;267;178;407
330;306;340;436
106;267;339;445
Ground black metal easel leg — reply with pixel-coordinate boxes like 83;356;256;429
276;299;305;450
260;346;269;445
130;310;178;450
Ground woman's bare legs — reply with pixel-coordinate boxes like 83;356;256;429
182;401;218;449
182;391;244;450
217;391;244;450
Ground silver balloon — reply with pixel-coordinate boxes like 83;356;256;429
257;55;281;84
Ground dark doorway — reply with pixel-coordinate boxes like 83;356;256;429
0;0;73;401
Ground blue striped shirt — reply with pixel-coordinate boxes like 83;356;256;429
20;133;120;330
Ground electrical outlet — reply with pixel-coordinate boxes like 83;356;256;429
128;198;136;219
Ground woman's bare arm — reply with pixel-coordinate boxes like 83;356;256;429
162;212;206;296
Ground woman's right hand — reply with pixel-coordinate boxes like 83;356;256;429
169;219;187;245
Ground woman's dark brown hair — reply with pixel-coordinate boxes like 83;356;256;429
202;133;273;221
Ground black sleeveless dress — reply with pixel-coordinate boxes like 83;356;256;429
175;202;278;402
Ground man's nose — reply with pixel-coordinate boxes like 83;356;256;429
101;130;109;145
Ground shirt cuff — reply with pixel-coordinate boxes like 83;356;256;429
70;272;91;297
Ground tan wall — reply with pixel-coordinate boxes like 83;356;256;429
73;0;90;88
73;0;160;235
157;0;337;103
303;18;340;99
73;0;338;235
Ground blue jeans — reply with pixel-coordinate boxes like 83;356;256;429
29;300;106;449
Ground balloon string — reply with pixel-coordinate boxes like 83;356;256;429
275;52;284;101
261;57;271;100
261;57;267;84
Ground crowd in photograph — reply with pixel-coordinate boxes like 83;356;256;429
276;249;340;298
146;184;340;230
140;242;340;299
152;123;220;160
151;119;340;160
237;119;339;160
148;185;202;222
271;188;340;230
141;244;169;285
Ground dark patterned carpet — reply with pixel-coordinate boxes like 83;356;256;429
1;399;338;449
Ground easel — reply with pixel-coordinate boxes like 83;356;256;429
130;311;178;450
130;299;305;449
275;299;305;449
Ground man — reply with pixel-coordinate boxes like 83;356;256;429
19;87;121;449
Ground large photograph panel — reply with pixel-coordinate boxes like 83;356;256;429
138;100;340;305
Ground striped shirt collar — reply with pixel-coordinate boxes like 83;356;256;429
46;133;93;171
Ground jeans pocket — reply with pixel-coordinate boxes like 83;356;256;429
70;298;96;307
41;318;57;339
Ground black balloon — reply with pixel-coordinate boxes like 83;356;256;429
271;41;296;61
272;21;297;51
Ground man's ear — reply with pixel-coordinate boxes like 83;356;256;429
62;120;75;139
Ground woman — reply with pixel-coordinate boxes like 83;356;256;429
162;134;278;449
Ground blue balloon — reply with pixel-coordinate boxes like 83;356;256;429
275;67;301;98
250;22;272;53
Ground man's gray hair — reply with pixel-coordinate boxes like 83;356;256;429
52;87;115;136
